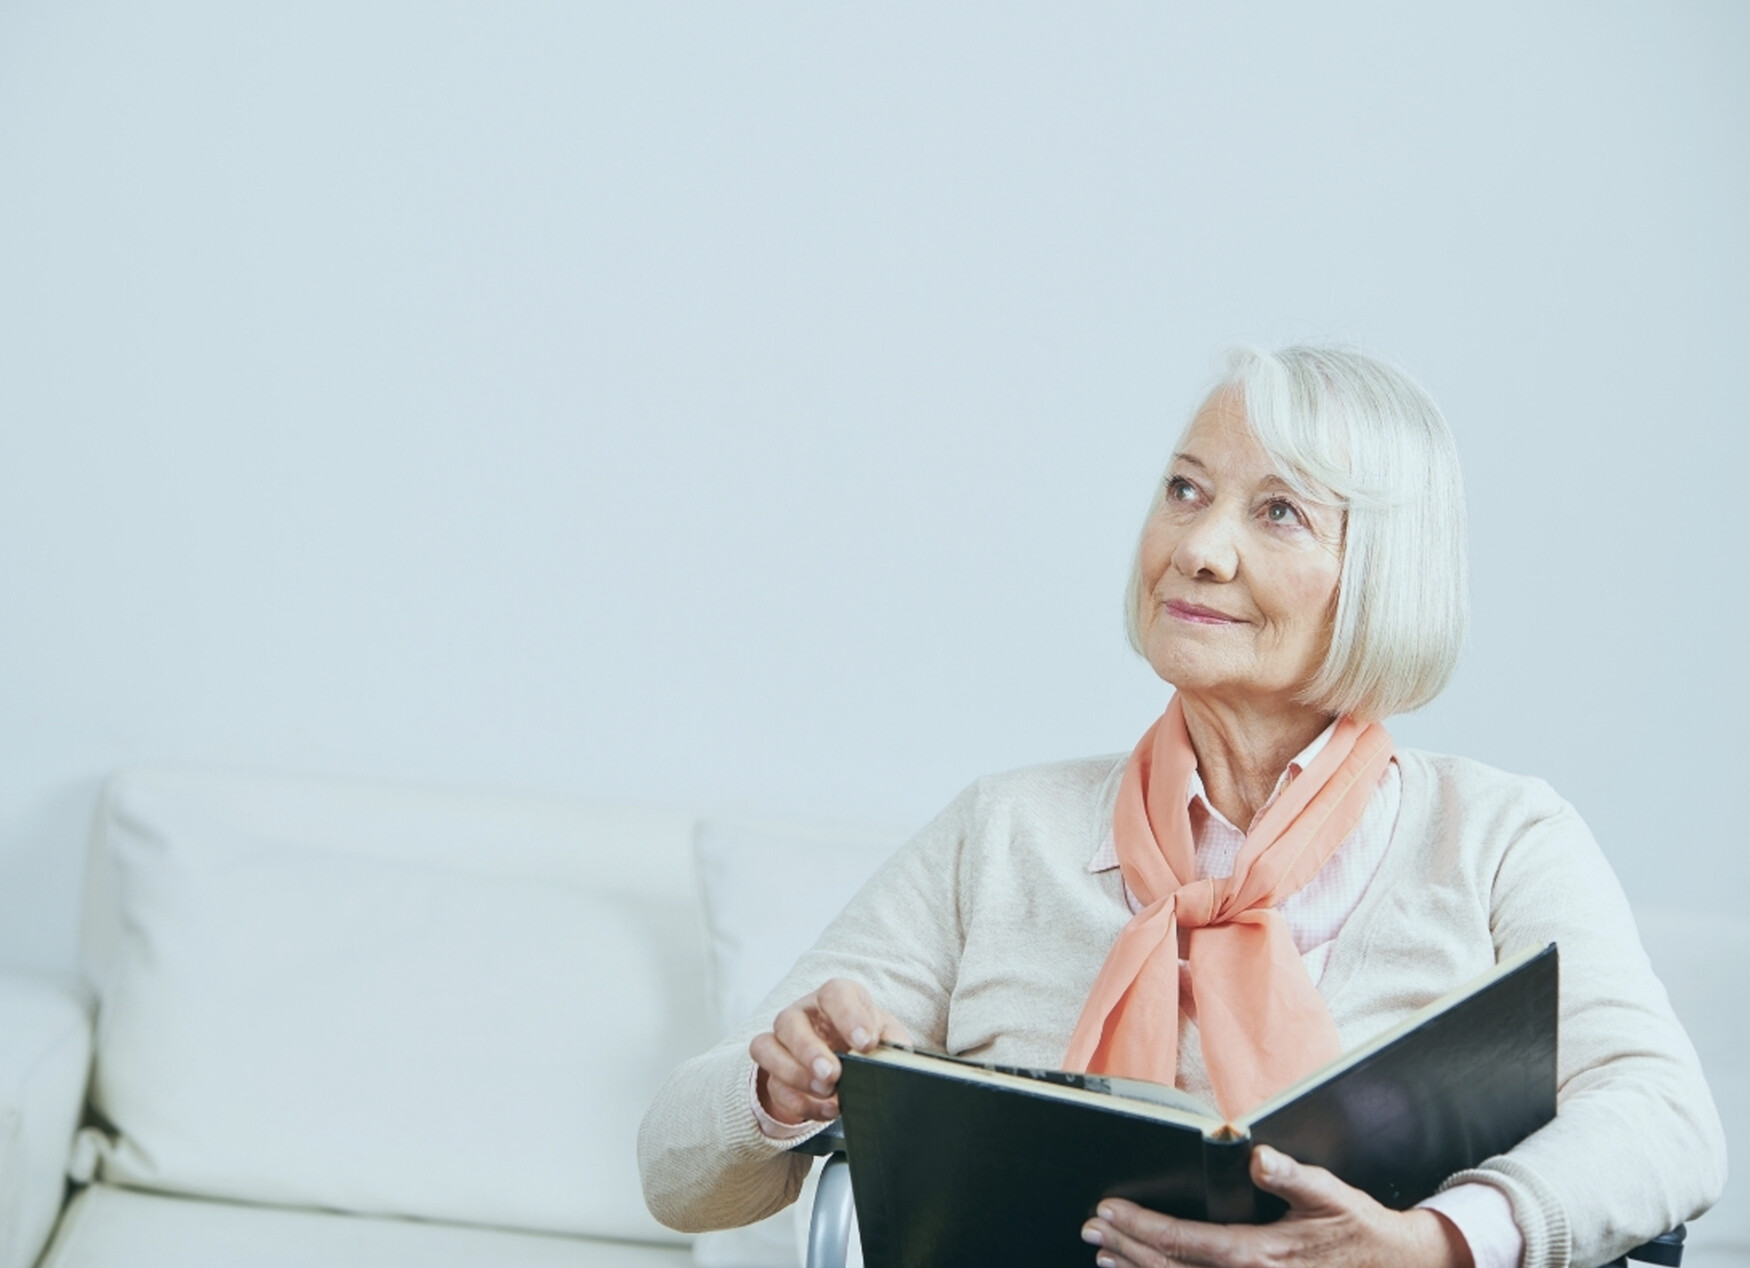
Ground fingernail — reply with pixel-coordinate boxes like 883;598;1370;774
1080;1223;1102;1246
812;1058;833;1080
1258;1146;1282;1179
1096;1205;1114;1222
1097;1256;1116;1268
851;1027;871;1048
811;1080;829;1096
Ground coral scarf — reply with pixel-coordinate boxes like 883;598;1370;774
1063;695;1394;1117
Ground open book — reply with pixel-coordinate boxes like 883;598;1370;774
836;943;1557;1268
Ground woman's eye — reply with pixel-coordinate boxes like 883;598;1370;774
1166;476;1197;502
1263;499;1302;526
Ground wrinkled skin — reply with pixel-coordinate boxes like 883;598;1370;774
1080;1145;1472;1268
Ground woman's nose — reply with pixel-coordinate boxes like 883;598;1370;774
1171;510;1240;582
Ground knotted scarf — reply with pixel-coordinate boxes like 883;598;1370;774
1063;695;1394;1117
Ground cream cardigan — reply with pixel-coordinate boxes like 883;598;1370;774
638;750;1726;1268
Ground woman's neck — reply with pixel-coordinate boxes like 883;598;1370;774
1176;692;1337;830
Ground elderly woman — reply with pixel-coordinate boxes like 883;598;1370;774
638;346;1724;1268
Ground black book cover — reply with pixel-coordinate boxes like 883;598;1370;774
836;944;1557;1268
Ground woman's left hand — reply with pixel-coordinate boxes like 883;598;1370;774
1080;1145;1474;1268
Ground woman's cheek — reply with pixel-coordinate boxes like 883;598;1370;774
1285;557;1342;615
1139;518;1176;578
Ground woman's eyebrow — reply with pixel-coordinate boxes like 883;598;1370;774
1171;453;1207;470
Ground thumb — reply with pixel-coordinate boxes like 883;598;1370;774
1250;1146;1348;1213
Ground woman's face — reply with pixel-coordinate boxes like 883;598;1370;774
1136;390;1345;708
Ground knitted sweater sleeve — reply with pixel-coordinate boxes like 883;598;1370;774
1441;790;1727;1268
636;782;977;1233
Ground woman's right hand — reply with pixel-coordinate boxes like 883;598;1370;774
749;978;913;1125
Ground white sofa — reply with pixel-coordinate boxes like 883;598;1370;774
0;767;901;1268
1;766;1744;1267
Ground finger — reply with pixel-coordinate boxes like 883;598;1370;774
749;1032;829;1103
1249;1145;1354;1214
1082;1238;1152;1268
815;978;884;1051
764;1073;838;1124
773;1000;843;1089
1090;1199;1229;1267
1080;1213;1178;1268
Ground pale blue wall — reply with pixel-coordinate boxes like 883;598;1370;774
1;1;1745;970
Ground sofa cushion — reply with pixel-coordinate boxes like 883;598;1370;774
692;816;905;1037
39;1185;695;1268
1634;905;1750;1264
81;768;714;1244
689;816;904;1267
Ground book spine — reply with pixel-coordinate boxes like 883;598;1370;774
1201;1136;1258;1223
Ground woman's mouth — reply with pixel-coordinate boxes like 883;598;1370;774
1164;600;1242;625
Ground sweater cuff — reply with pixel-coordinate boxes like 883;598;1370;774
1441;1159;1570;1268
1420;1182;1524;1268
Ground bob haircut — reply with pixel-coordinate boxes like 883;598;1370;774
1125;345;1468;722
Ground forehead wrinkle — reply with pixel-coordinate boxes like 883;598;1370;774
1175;407;1344;509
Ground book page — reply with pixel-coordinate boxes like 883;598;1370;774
868;1045;1226;1132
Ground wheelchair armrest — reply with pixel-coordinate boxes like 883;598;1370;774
790;1120;852;1268
1628;1224;1686;1266
787;1117;846;1157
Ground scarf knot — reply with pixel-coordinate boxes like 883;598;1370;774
1168;877;1222;929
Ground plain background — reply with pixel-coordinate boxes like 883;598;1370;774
0;1;1745;974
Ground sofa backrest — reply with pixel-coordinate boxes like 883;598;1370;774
79;767;713;1245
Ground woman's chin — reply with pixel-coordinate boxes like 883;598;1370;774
1143;648;1240;694
1145;664;1315;713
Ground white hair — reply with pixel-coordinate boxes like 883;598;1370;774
1124;345;1469;721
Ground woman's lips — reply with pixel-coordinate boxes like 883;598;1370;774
1164;599;1242;625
